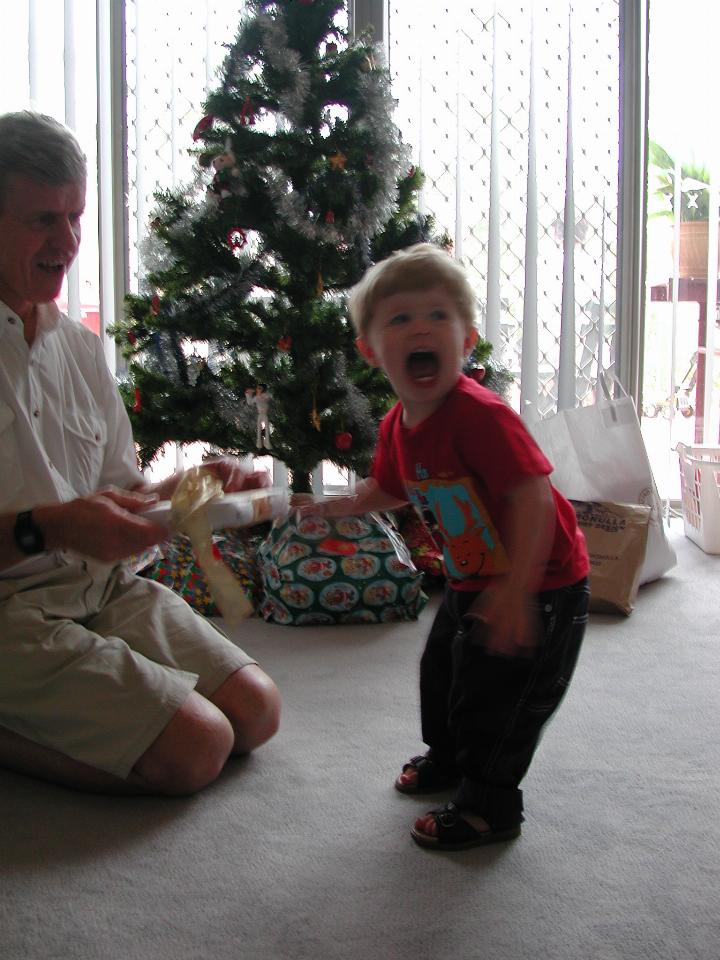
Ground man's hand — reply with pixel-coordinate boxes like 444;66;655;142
137;456;271;502
201;456;271;493
39;488;171;563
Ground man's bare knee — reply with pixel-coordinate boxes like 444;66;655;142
211;665;281;754
133;692;235;795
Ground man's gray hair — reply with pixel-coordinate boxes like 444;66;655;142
0;111;87;209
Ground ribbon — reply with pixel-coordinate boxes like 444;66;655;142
170;466;253;624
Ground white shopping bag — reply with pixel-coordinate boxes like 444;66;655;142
528;374;676;584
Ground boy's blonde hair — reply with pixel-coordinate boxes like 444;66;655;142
348;243;477;338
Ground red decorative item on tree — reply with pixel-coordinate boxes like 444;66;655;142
277;335;292;351
239;95;256;126
133;388;142;413
335;431;353;451
192;114;214;141
227;228;248;253
466;365;486;385
324;210;335;224
151;294;161;316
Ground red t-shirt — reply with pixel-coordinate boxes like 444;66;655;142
371;375;589;592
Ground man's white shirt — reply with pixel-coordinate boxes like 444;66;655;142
0;299;143;577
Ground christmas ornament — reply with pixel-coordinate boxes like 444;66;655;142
192;114;214;141
277;335;292;351
245;385;272;450
324;210;335;224
239;95;256;126
133;388;142;413
329;150;347;172
467;365;486;385
128;330;137;346
325;42;338;56
213;140;237;172
150;217;162;230
151;294;161;316
227;228;248;253
310;391;321;431
208;168;233;201
335;431;353;451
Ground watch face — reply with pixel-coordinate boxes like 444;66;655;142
15;511;44;555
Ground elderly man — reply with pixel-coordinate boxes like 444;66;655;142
0;111;280;795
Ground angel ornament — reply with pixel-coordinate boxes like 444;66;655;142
245;385;273;450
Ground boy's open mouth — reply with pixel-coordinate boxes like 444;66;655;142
406;350;439;382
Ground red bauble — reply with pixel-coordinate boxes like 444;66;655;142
133;388;142;413
227;227;247;252
151;294;161;315
324;210;335;224
277;335;292;351
335;431;353;451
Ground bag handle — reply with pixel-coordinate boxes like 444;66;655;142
598;370;629;403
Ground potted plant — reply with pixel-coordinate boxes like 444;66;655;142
648;140;717;278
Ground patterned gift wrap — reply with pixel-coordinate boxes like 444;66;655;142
393;505;445;584
257;512;427;626
140;528;264;616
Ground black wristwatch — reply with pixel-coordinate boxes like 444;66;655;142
14;510;45;555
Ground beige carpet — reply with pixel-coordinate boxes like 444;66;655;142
1;519;718;960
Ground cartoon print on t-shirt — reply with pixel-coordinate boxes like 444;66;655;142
407;478;509;580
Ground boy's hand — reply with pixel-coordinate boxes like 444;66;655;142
466;583;540;658
295;479;407;519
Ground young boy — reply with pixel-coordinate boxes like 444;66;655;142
307;243;590;850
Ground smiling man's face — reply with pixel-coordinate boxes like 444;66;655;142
0;173;85;324
356;285;478;428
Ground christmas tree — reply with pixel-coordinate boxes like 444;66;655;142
112;0;471;492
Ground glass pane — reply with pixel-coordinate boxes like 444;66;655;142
644;0;720;502
388;0;620;416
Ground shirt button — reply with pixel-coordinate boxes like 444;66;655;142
8;316;16;324
33;409;40;418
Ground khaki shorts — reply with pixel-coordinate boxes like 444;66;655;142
0;558;256;779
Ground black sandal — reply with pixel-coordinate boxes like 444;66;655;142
411;801;522;850
394;755;460;795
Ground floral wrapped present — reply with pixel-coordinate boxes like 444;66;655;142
140;527;265;616
257;512;427;626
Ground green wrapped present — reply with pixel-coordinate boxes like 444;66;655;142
257;512;427;626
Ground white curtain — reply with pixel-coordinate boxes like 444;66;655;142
387;0;620;419
0;0;98;333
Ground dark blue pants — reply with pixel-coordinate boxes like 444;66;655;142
419;577;590;829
